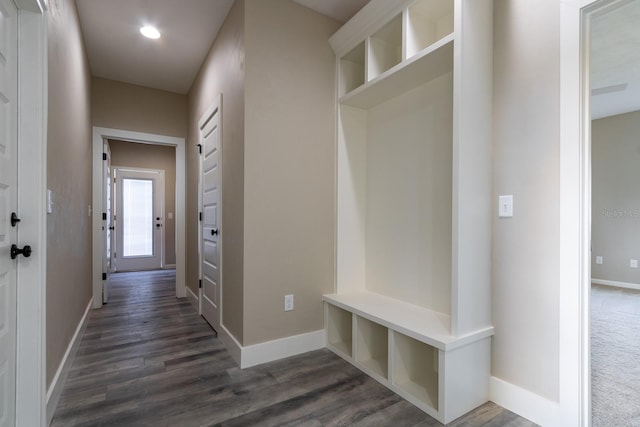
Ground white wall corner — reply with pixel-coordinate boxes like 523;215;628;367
46;298;93;425
490;376;559;426
217;324;242;367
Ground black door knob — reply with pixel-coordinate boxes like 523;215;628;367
11;213;20;227
211;228;218;236
11;244;32;260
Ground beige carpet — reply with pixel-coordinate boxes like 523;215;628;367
591;284;640;427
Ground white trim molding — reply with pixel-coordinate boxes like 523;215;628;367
187;286;200;314
92;127;187;309
46;299;92;424
592;278;640;291
490;377;559;427
217;327;326;369
16;2;48;426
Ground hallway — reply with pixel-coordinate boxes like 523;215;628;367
51;271;536;426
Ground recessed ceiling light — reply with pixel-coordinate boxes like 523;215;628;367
140;25;161;40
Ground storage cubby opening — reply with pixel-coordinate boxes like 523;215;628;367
368;14;402;80
340;42;365;96
356;316;388;378
327;304;353;357
406;0;454;59
393;332;439;410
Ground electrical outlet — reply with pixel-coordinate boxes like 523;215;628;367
596;256;603;265
631;259;638;269
284;294;294;312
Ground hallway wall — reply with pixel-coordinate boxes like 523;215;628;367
491;0;560;402
187;0;246;342
92;77;187;139
46;0;93;388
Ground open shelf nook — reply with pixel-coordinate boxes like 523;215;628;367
355;316;388;379
367;14;402;80
339;42;365;97
393;332;439;410
405;0;454;59
326;304;352;358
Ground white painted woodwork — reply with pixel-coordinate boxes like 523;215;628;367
92;127;187;307
326;0;493;423
199;99;222;333
0;1;17;425
114;168;164;271
102;141;111;302
15;2;47;425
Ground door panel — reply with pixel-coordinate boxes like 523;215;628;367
102;141;111;302
200;106;221;332
0;0;17;425
115;169;164;271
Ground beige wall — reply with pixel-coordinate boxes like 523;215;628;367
491;0;560;401
592;110;640;284
109;139;177;266
243;0;339;345
46;0;93;387
187;0;246;342
92;77;187;139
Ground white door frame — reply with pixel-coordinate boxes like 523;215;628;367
559;0;610;425
15;1;48;426
92;128;186;308
113;166;165;272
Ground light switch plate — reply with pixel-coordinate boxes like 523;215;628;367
631;259;638;269
595;256;603;265
498;195;513;218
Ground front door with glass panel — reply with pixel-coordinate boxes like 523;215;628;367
114;168;164;271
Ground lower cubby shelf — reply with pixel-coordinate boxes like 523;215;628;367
392;331;438;410
356;316;388;379
324;293;494;424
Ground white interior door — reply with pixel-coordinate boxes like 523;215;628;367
102;141;112;303
115;168;164;271
0;0;18;425
199;103;221;332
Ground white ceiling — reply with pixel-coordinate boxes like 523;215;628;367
591;0;640;119
75;0;369;95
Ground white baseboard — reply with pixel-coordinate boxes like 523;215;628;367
186;286;200;313
592;278;640;291
46;298;93;425
217;326;326;369
163;264;176;270
490;376;559;426
240;330;325;368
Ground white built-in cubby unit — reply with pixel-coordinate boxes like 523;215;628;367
324;0;494;424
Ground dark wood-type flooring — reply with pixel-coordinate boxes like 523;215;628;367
52;270;537;426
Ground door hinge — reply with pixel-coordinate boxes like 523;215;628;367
199;279;202;289
197;144;202;154
102;212;107;221
103;153;107;161
102;272;107;280
114;252;117;259
199;212;202;221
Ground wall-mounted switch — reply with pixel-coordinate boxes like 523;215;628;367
284;294;294;312
631;259;638;269
595;256;603;265
47;189;53;214
498;195;513;218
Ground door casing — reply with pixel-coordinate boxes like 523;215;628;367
92;128;186;308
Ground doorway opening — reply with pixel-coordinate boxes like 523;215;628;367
92;127;186;308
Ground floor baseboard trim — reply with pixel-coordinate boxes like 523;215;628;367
240;330;326;369
186;286;199;313
46;298;93;425
490;376;558;426
592;278;640;291
216;327;326;370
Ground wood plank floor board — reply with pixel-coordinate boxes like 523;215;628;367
52;270;538;426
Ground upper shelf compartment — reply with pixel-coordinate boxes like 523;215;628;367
340;35;453;110
406;0;454;59
368;14;402;81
